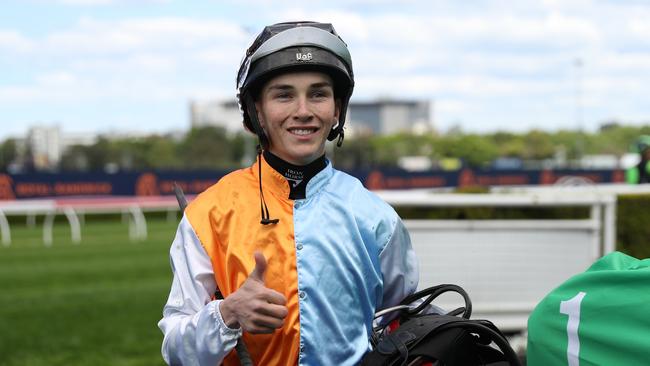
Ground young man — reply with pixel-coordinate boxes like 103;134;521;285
158;21;419;365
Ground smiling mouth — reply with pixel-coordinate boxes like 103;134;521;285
288;128;318;136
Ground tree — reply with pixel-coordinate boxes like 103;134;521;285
367;133;435;167
333;136;376;170
181;126;237;169
522;130;555;160
0;139;17;171
60;145;90;171
435;134;499;168
143;136;182;170
230;132;256;167
40;121;650;172
87;137;116;171
489;132;525;158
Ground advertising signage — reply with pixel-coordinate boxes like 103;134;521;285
0;168;626;200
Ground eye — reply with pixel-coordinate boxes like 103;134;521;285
273;92;292;100
311;89;331;99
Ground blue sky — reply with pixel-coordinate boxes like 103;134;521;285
1;0;650;140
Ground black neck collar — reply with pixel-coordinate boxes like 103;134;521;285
263;151;327;200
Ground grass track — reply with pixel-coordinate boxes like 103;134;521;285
0;215;179;366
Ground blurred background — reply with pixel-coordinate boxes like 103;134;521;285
1;0;649;365
2;0;650;174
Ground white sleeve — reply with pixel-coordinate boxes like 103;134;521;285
378;218;419;311
377;219;444;322
158;215;242;366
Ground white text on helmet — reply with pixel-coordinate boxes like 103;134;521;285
296;52;313;61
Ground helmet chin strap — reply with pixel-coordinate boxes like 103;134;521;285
336;128;345;147
244;92;279;226
257;144;279;225
328;119;344;146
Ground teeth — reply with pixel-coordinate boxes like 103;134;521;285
291;129;315;135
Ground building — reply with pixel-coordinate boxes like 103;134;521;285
347;99;433;136
19;125;99;171
188;98;434;136
26;125;62;170
189;100;243;133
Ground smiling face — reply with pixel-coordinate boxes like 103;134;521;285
255;71;340;166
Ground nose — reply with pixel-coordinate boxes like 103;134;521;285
293;96;313;122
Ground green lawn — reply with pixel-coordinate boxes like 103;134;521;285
0;215;179;366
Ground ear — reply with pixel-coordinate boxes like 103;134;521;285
334;99;342;126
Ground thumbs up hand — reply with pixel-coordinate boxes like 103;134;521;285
249;251;269;283
219;252;288;334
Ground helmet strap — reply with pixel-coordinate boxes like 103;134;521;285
244;93;269;148
245;94;278;225
327;124;343;143
256;144;279;226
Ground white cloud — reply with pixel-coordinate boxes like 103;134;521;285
2;1;650;138
0;30;35;52
328;9;599;51
435;98;472;115
592;52;650;72
1;74;179;103
586;75;646;95
0;15;250;110
53;0;170;4
628;18;650;42
0;85;41;102
42;17;248;55
70;53;178;74
35;71;78;85
59;0;113;4
356;73;565;100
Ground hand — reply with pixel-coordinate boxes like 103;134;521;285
219;251;288;334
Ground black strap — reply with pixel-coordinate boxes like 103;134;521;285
257;145;279;225
362;315;518;366
401;284;472;319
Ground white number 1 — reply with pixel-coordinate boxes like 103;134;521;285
559;292;587;366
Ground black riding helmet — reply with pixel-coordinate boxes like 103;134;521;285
236;21;355;147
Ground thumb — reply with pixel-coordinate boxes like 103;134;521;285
249;251;267;283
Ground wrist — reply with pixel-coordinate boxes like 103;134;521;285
218;298;241;329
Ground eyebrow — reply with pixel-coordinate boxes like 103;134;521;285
310;82;333;89
266;81;333;91
266;84;293;91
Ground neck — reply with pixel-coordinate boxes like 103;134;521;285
263;151;327;199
